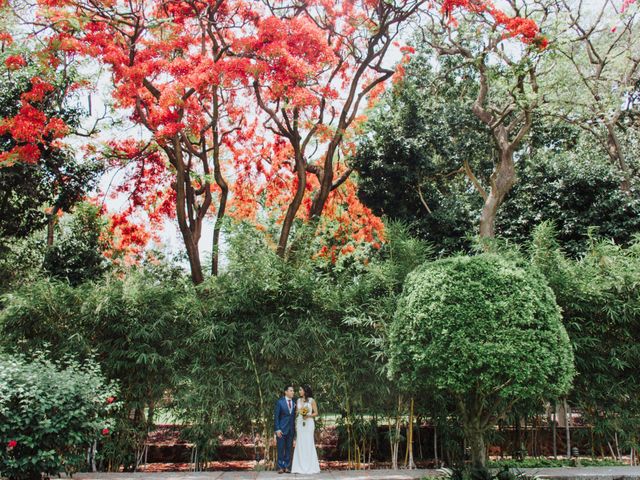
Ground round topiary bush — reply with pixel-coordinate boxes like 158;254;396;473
0;353;119;480
387;253;575;468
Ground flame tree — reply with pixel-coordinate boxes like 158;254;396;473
3;0;549;281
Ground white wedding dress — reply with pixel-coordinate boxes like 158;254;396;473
291;398;321;474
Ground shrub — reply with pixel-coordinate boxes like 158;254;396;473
388;253;575;468
0;353;118;480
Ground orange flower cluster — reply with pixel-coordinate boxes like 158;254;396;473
0;75;68;166
314;178;385;263
1;0;555;261
441;0;547;47
4;54;26;70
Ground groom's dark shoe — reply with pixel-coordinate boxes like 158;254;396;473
277;469;284;474
285;469;291;473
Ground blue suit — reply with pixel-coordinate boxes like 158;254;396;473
274;397;296;470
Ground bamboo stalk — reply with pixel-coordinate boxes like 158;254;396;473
407;398;415;469
608;441;616;459
552;405;557;459
564;399;571;459
246;341;269;467
434;424;438;467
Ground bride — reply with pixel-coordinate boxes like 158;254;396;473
291;384;321;474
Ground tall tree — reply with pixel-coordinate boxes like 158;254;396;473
548;0;640;189
0;39;101;246
388;253;575;468
10;0;552;278
245;0;551;256
245;0;425;257
420;0;551;238
352;48;491;253
33;0;252;283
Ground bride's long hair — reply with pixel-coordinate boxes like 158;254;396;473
301;384;313;400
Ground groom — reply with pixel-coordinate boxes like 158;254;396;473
274;384;296;473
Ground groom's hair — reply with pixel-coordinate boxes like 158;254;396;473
283;384;294;393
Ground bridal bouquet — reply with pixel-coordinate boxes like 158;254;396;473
300;406;310;426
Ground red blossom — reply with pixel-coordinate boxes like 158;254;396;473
101;428;110;436
0;32;13;45
4;55;26;70
7;440;17;450
22;77;55;103
0;144;42;165
0;76;69;168
20;0;548;260
441;0;546;46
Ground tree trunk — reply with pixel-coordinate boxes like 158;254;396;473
552;404;557;459
466;423;487;469
390;396;403;470
211;187;228;275
605;123;631;191
479;149;516;238
46;206;60;246
433;424;438;467
514;414;521;458
405;397;416;469
564;399;571;459
167;139;204;284
277;148;306;258
308;140;340;220
211;92;229;276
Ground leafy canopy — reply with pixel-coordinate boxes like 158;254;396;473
388;253;575;404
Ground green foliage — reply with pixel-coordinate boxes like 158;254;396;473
0;263;193;470
487;458;625;468
0;51;102;244
5;218;640;469
352;42;640;256
388;252;575;466
169;221;431;466
388;253;574;401
498;147;640;257
0;235;46;296
353;48;488;254
0;278;90;358
43;202;111;285
530;223;640;455
0;353;118;480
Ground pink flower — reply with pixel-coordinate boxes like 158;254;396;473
101;428;110;436
106;396;115;404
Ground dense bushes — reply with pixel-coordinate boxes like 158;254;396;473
2;222;640;472
0;354;118;480
0;223;431;470
0;265;194;471
169;223;431;468
531;223;640;459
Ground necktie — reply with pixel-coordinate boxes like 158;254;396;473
288;399;291;412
